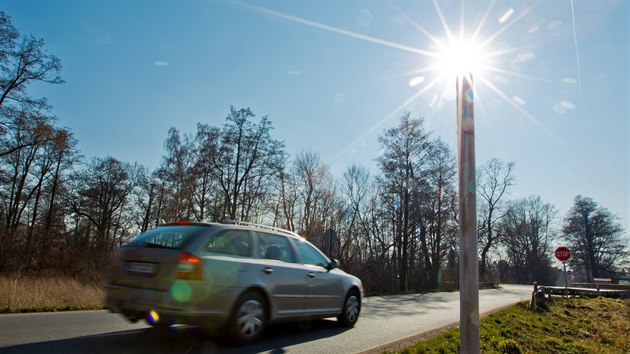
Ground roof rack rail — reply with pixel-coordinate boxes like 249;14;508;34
221;219;303;238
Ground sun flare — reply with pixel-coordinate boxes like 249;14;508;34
243;1;559;160
433;36;486;78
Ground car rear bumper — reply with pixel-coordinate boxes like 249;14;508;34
105;282;240;328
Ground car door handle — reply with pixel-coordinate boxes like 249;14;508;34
308;272;315;278
263;267;274;274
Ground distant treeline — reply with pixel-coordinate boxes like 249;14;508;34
0;11;627;292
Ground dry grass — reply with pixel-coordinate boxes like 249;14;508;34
0;274;105;313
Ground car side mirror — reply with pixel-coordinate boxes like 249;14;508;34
328;259;340;270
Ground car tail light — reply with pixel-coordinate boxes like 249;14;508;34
176;252;203;280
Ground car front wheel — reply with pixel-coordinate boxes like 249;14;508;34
337;290;360;327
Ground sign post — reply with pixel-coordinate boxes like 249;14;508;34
457;74;479;354
555;246;572;294
323;229;337;258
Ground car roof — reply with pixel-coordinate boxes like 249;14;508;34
159;220;306;241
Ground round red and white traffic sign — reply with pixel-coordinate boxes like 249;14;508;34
555;246;571;262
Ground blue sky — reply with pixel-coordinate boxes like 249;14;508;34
3;1;628;232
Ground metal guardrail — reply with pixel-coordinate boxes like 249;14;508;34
570;283;630;291
530;282;630;310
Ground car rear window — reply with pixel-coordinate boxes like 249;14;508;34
127;225;209;249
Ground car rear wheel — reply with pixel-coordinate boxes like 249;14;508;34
228;292;268;344
337;290;360;327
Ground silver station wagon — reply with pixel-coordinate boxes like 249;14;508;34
106;221;363;343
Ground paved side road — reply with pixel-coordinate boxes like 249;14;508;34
0;284;532;354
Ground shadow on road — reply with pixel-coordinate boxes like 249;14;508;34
1;319;350;354
361;292;457;318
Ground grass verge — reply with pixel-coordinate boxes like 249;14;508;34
393;297;630;354
0;274;105;313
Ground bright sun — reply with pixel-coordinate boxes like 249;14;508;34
433;35;486;78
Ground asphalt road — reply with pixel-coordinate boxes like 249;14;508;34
0;284;531;354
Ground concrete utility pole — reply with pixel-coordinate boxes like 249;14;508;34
457;74;480;353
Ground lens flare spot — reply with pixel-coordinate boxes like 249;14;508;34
499;9;514;24
147;310;159;325
511;52;537;66
562;77;578;85
334;93;347;103
464;88;474;103
356;9;373;27
560;100;576;110
512;96;526;105
429;95;439;107
553;104;567;114
547;20;564;32
528;24;541;33
409;76;426;87
171;280;192;303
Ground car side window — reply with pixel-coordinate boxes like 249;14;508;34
295;241;329;268
258;233;296;263
205;230;251;257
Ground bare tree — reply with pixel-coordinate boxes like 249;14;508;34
562;195;628;282
477;158;515;281
274;170;299;232
499;195;557;284
0;12;78;272
0;11;63;157
66;157;141;270
420;139;457;288
293;150;334;238
190;123;221;221
154;128;196;222
339;163;397;293
1;114;54;232
376;112;431;291
211;107;285;221
0;117;76;270
340;164;370;252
